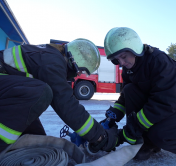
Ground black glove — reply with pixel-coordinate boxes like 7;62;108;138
88;125;118;153
99;117;116;129
121;112;144;145
99;106;125;129
105;106;125;122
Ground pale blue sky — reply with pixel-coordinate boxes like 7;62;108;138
7;0;176;52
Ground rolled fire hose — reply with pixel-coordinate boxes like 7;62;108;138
0;146;68;166
76;143;143;166
0;134;85;166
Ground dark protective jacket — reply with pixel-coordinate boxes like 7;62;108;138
115;47;176;130
1;44;104;142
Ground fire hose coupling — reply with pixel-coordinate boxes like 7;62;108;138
101;110;117;129
60;125;87;147
60;110;117;154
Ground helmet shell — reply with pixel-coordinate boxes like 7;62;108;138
67;38;100;74
104;27;144;60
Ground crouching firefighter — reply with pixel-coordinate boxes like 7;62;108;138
99;27;176;160
0;38;119;154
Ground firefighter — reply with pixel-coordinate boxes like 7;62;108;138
0;39;118;153
102;27;176;160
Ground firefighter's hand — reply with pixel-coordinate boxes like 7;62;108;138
88;125;119;153
99;118;116;129
105;106;125;122
121;112;144;145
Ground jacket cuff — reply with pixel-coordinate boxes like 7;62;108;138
113;103;125;122
137;109;154;130
122;128;136;145
113;103;126;115
83;119;105;143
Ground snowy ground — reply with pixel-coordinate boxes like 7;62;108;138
40;93;176;166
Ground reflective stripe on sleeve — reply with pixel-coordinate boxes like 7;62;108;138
3;46;33;78
13;46;33;78
0;123;22;144
76;115;94;136
123;129;136;144
113;103;125;114
137;109;153;129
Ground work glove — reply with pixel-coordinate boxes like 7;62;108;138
106;105;125;122
99;117;116;129
118;112;144;145
100;105;125;129
88;125;118;153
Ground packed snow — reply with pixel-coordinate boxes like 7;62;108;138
40;93;176;166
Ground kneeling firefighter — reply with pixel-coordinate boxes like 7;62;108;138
98;27;176;160
0;39;118;153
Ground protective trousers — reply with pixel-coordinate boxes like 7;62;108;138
0;74;53;153
123;83;176;154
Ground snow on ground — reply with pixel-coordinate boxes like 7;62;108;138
40;93;176;166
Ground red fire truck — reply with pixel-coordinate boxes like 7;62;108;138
50;39;123;100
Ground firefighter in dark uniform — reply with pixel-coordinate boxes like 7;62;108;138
102;27;176;160
0;38;118;153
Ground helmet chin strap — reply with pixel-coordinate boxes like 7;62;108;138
64;44;80;75
65;44;91;76
67;51;80;75
66;52;91;76
64;44;91;76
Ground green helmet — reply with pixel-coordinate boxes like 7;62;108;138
104;27;144;60
66;38;100;75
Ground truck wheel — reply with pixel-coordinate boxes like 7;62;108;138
74;81;94;100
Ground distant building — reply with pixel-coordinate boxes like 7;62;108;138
0;0;29;50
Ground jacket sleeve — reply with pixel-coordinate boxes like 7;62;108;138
112;69;131;120
38;55;104;142
137;53;176;130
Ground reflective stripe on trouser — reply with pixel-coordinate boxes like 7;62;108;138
0;75;50;152
113;103;126;115
137;109;153;129
76;115;94;136
3;46;33;78
123;129;136;144
0;73;8;75
0;123;21;144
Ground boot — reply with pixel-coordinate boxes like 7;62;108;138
133;143;161;160
134;132;161;160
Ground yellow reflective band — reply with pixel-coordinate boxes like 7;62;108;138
0;135;16;144
12;46;20;71
137;109;153;129
123;130;136;144
0;123;22;144
0;73;8;75
12;46;33;78
114;103;125;114
76;115;94;136
18;45;29;77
